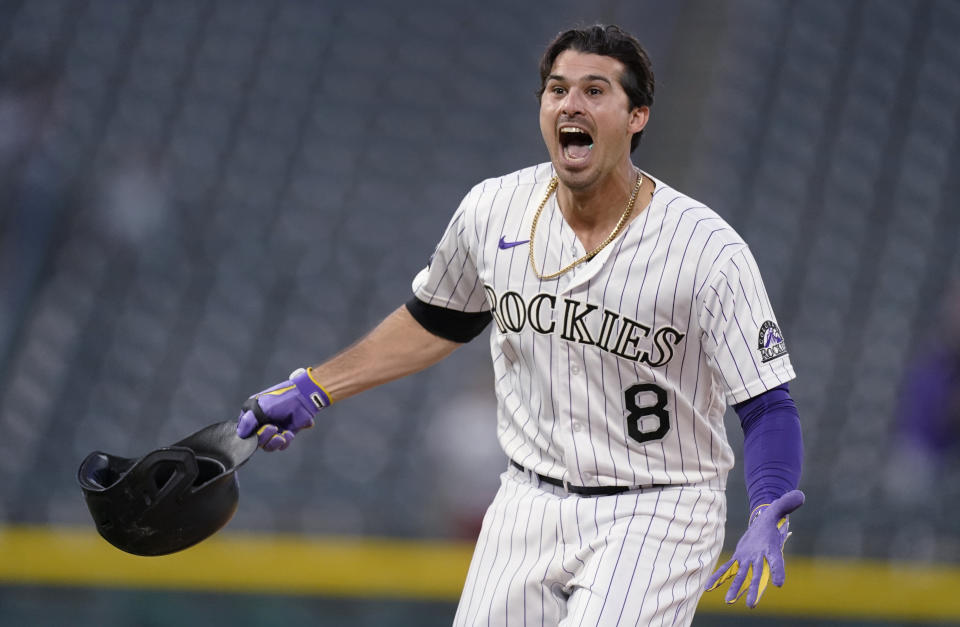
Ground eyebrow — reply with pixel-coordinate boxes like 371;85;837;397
547;73;613;86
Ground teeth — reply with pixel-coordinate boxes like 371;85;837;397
560;127;587;134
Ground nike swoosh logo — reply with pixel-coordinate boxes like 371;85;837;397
499;236;530;250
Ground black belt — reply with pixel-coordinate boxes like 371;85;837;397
509;459;667;496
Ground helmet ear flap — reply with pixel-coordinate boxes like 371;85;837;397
77;420;257;556
77;452;134;491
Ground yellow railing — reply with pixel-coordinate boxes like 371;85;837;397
1;525;958;621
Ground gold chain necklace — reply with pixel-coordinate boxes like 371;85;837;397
528;170;643;280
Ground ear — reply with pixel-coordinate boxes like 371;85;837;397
628;106;650;135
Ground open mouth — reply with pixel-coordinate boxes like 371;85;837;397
559;126;593;161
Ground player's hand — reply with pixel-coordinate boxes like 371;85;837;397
237;367;331;451
704;489;805;608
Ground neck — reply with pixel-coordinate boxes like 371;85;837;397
556;163;639;231
557;167;643;258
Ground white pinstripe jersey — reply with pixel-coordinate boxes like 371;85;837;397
413;163;795;489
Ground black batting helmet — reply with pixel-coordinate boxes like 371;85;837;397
77;420;257;556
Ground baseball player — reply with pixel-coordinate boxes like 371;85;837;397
238;24;804;626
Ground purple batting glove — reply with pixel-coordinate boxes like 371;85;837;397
704;489;805;608
237;367;331;452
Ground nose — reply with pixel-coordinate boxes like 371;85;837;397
561;90;585;116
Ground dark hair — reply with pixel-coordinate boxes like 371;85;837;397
537;25;655;152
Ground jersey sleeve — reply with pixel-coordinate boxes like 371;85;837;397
697;246;796;405
411;186;490;313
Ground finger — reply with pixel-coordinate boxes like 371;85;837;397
768;545;787;587
263;433;286;452
237;411;259;438
256;424;279;448
726;562;751;604
769;490;805;518
704;559;737;591
747;558;771;608
263;430;296;452
276;430;295;451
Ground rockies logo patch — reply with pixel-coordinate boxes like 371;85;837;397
757;321;787;363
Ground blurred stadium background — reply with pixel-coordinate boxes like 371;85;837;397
0;0;959;625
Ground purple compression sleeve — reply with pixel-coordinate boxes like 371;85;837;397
734;383;803;513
